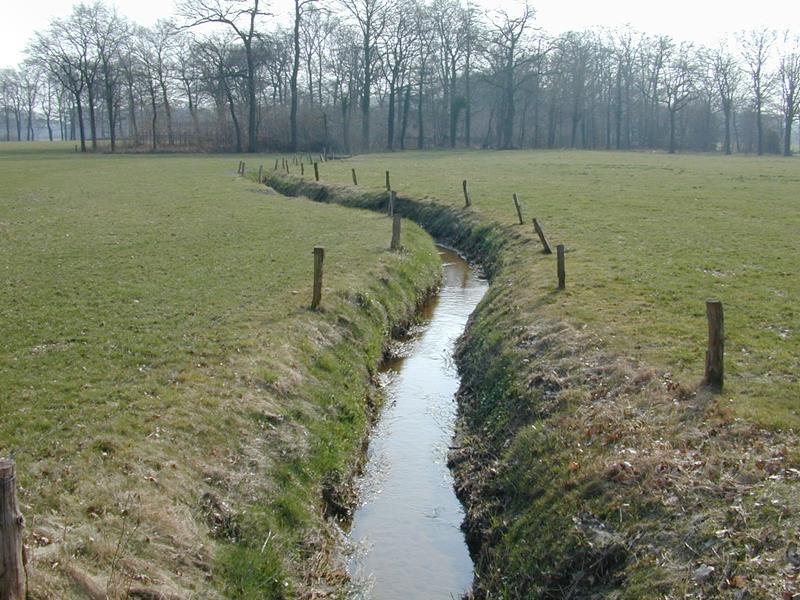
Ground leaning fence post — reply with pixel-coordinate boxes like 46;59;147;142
258;164;263;183
274;159;279;171
385;170;391;191
314;162;319;181
388;190;396;217
462;179;472;207
704;300;724;390
513;193;524;225
556;244;566;290
391;215;402;250
311;247;325;309
532;218;553;254
1;458;26;600
351;168;358;185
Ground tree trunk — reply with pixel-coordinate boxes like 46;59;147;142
417;69;424;150
756;101;763;155
723;105;732;155
289;0;301;152
668;108;677;154
245;41;257;152
74;91;87;152
87;83;98;150
784;112;794;157
400;85;411;151
387;69;398;150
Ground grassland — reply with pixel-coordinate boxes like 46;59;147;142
268;150;800;598
0;143;441;597
312;150;800;429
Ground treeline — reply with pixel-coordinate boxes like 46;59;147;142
2;0;799;155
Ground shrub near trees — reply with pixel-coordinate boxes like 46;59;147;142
2;0;799;155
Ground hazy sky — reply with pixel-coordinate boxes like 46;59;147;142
2;0;798;69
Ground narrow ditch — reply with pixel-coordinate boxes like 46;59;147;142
346;247;488;599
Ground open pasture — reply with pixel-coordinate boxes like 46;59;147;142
313;150;800;428
0;142;440;596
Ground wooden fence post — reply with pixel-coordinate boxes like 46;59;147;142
704;300;724;390
532;218;553;254
391;215;402;250
351;168;358;185
513;193;524;225
385;170;391;191
1;458;26;600
300;162;305;176
313;162;319;181
462;179;472;207
556;244;566;289
258;165;263;183
311;247;325;309
274;159;279;171
389;190;396;217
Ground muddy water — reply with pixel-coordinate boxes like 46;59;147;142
347;248;487;599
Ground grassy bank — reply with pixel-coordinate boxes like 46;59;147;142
267;155;800;598
0;143;441;598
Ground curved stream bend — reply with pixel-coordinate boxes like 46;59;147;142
347;248;488;599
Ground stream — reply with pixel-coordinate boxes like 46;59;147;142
347;247;488;599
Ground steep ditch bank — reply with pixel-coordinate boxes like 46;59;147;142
265;172;800;599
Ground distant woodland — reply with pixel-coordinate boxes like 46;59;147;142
2;0;799;155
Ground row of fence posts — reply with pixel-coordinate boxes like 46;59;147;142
0;158;727;595
252;159;724;393
243;158;725;394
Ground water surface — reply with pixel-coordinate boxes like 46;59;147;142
347;248;488;599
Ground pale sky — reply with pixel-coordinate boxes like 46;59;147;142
2;0;799;69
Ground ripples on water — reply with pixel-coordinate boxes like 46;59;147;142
346;248;488;599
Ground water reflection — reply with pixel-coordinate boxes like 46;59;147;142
347;248;488;599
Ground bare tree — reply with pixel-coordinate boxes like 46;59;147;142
778;32;800;156
339;0;389;150
30;21;89;151
740;28;776;155
660;42;696;154
380;0;418;150
485;1;536;149
709;42;743;155
290;0;318;151
90;3;129;152
178;0;268;152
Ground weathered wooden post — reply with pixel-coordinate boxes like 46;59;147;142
311;247;325;309
240;161;246;175
556;244;566;290
314;162;320;181
1;458;26;600
532;218;553;254
285;160;290;174
385;170;391;191
391;215;402;250
704;300;724;390
389;190;396;217
274;159;279;170
351;168;358;185
513;193;524;225
300;162;305;176
258;165;263;183
462;179;472;207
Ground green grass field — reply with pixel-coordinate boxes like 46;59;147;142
0;142;440;597
312;150;800;428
